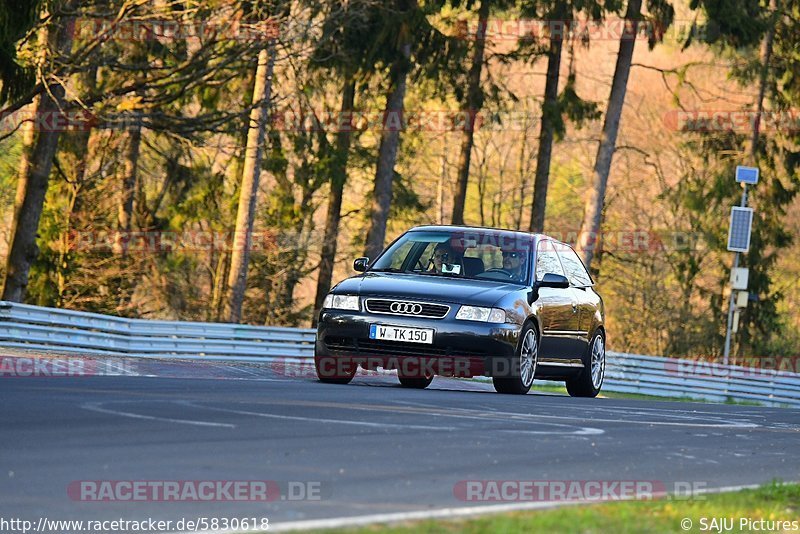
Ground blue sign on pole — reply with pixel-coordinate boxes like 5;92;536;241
735;165;759;184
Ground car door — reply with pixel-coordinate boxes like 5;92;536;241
556;245;595;355
533;240;576;360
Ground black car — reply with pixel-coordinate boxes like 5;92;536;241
315;225;605;396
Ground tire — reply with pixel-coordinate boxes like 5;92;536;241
492;323;538;395
315;353;357;384
566;329;605;398
398;374;434;389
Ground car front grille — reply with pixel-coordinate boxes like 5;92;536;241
364;298;450;319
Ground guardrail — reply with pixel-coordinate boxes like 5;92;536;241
1;301;798;407
0;301;315;360
604;353;800;408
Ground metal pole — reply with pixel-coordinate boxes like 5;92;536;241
723;183;749;365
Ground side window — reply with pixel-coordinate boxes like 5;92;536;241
557;246;592;287
535;241;565;282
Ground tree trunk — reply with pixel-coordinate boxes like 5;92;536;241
438;147;446;223
1;10;76;302
312;76;356;326
12;100;38;208
363;42;412;261
577;0;642;269
529;10;566;234
209;251;229;321
451;0;491;225
224;45;276;323
112;120;141;256
749;0;776;161
515;134;530;230
739;0;777;356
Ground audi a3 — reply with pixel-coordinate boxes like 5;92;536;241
315;225;606;396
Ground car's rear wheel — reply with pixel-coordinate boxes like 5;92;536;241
493;323;537;395
314;353;357;384
566;330;605;398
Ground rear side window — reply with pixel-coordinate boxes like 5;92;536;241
556;246;593;287
535;241;565;282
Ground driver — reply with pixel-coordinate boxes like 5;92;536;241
501;249;528;280
429;242;459;274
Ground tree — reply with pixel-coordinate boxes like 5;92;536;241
451;0;492;225
313;76;355;323
309;0;369;323
525;0;613;233
363;39;412;260
362;0;467;260
529;2;568;233
2;1;77;302
224;44;277;323
578;0;674;270
112;118;142;256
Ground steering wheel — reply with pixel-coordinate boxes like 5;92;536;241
417;257;432;271
483;268;514;278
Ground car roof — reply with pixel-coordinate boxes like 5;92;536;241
408;225;564;246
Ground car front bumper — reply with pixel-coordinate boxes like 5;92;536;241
315;310;522;377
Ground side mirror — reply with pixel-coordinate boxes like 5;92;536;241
537;272;570;289
353;257;369;272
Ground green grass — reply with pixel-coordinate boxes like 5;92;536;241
321;482;800;534
500;380;758;405
525;380;697;403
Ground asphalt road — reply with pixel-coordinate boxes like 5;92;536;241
1;354;799;532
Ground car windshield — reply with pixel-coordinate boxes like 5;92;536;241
369;229;533;284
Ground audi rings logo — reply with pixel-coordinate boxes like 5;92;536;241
389;301;423;315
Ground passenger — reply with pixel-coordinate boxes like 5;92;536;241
502;249;528;281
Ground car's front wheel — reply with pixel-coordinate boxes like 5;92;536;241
566;330;605;397
493;323;538;395
315;354;357;384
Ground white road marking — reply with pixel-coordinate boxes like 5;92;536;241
125;375;287;382
499;425;605;436
276;400;759;429
177;401;456;431
525;405;765;426
81;401;236;428
524;413;760;429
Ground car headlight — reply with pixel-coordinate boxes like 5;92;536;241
456;305;506;323
322;294;360;311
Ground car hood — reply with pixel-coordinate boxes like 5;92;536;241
333;272;523;306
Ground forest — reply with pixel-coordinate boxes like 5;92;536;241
0;0;798;361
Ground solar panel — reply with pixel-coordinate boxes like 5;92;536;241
727;207;753;252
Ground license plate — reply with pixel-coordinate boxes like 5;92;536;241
369;324;434;344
